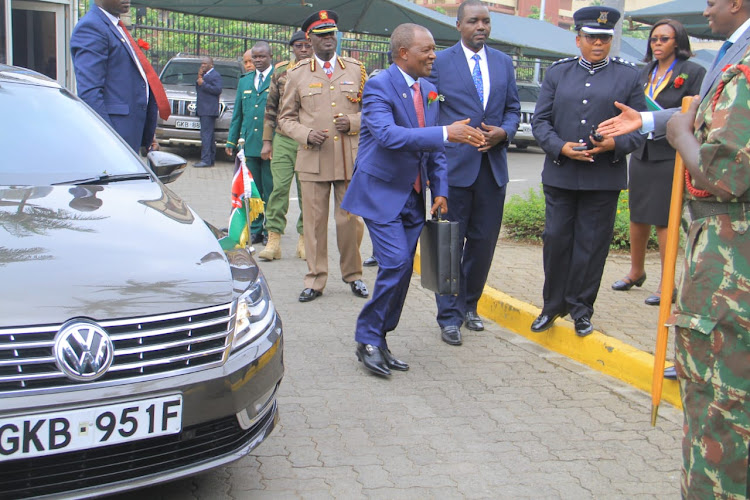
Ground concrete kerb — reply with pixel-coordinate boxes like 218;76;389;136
413;249;682;409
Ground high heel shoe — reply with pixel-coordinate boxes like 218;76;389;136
611;273;647;291
645;288;678;306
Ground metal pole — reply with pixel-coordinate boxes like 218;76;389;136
602;0;625;57
532;0;546;84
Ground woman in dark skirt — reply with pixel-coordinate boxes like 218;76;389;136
611;19;705;306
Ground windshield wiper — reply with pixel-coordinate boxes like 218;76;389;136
53;173;152;186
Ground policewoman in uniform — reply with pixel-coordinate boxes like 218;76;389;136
277;10;369;302
530;6;646;336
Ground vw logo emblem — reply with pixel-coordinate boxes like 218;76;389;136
54;321;114;381
187;102;197;113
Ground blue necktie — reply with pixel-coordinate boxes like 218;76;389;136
472;53;483;104
257;72;264;90
712;40;733;69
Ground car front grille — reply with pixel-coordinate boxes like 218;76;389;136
169;99;226;117
0;401;276;500
521;111;533;124
0;304;233;393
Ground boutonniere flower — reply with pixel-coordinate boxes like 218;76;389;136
427;91;444;106
673;73;688;89
137;38;150;51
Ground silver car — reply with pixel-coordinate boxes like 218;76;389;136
0;65;283;498
156;55;244;148
513;82;541;150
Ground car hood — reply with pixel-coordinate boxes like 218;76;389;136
162;84;237;103
0;183;234;327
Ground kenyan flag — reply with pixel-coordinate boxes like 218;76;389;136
219;148;264;250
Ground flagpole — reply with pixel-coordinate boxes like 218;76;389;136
237;138;252;250
651;96;692;426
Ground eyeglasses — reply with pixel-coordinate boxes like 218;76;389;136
583;34;613;43
649;36;674;44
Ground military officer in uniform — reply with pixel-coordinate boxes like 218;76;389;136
277;10;369;302
529;6;646;336
257;31;312;262
226;42;274;244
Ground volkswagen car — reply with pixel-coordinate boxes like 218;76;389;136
155;55;245;148
0;65;283;498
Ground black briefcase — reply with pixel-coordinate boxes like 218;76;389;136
420;209;460;295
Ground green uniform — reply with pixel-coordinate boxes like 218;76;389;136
671;48;750;499
263;60;303;235
227;70;272;237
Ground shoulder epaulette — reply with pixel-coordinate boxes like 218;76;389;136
275;60;289;69
339;56;363;66
239;72;253;79
612;56;638;68
290;58;310;71
550;57;576;67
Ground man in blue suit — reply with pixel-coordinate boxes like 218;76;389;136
342;23;483;377
70;0;170;153
195;57;222;168
426;0;520;346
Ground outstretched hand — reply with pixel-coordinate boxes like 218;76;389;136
446;118;485;148
597;101;643;138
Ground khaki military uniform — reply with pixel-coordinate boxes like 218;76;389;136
278;55;366;291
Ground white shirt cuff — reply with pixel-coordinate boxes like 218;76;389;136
640;112;655;135
442;126;448;142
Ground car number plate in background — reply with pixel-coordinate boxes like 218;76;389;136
175;120;200;129
0;394;182;461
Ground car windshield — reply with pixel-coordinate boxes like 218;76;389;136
0;82;148;186
517;85;540;102
160;61;242;89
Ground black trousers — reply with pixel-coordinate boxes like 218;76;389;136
541;185;620;320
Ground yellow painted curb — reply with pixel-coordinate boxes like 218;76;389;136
414;247;682;409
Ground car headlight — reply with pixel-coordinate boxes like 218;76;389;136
231;272;275;351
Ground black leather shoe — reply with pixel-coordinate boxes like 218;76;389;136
530;313;562;333
645;289;677;306
356;343;391;376
574;316;594;337
464;311;484;331
381;348;409;371
347;279;369;298
611;273;647;291
193;161;213;168
298;288;322;302
664;365;677;380
251;233;265;244
440;325;462;346
363;255;378;267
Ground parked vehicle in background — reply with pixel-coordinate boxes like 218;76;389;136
513;82;541;150
156;55;245;148
0;65;283;498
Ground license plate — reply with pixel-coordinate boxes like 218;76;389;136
0;395;182;461
175;120;200;130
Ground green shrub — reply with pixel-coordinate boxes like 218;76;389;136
503;186;658;250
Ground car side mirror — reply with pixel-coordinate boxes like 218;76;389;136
146;151;187;184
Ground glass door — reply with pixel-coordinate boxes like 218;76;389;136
11;1;65;81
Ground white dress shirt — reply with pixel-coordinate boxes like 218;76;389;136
461;42;490;110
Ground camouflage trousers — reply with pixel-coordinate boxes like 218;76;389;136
674;211;750;499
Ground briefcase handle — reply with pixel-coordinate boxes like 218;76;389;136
433;206;443;222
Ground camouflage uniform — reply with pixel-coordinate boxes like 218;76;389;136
672;47;750;499
263;59;303;236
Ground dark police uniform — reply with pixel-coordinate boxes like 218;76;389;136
531;7;646;329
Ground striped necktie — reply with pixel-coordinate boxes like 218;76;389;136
472;53;483;104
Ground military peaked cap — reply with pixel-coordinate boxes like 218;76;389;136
573;6;620;35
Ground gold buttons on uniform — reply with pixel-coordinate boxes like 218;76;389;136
334;136;339;141
330;86;335;90
331;102;336;107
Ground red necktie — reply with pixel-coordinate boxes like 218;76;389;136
412;82;425;193
323;61;333;79
118;20;171;120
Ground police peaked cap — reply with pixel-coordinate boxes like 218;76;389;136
301;10;338;36
573;6;620;35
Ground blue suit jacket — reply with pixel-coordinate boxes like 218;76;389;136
196;69;222;117
70;7;157;151
341;64;448;223
426;43;520;188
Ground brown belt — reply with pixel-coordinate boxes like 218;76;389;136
687;200;750;220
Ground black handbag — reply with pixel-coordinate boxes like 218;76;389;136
420;208;460;295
